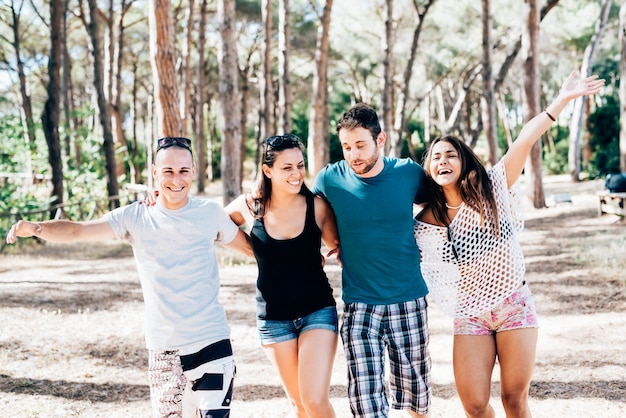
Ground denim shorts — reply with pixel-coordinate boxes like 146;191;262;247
257;306;338;345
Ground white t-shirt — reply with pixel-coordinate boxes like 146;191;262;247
415;161;526;318
105;196;239;354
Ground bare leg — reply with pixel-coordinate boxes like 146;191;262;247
496;328;538;418
406;409;430;418
262;339;307;418
297;329;338;418
453;335;497;418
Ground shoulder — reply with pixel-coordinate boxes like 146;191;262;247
312;161;350;194
106;201;141;220
320;160;350;177
487;160;506;187
313;194;332;213
416;206;440;226
224;194;254;227
385;157;424;173
190;196;221;210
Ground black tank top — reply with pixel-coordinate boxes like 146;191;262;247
251;192;336;320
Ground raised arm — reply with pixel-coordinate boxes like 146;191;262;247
5;218;116;245
503;71;605;188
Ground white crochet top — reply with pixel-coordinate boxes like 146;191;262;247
414;161;526;318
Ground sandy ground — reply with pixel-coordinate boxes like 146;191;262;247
0;176;624;417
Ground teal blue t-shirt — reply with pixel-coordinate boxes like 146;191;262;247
312;156;429;305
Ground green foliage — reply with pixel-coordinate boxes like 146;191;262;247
405;119;427;163
0;113;52;237
327;91;357;163
211;139;222;180
587;95;620;178
543;135;570;175
291;101;310;146
236;0;261;18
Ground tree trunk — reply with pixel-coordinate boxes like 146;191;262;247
42;0;64;217
196;0;208;192
307;0;333;177
183;0;195;138
619;2;626;173
10;1;37;158
240;47;257;182
112;0;133;180
149;0;183;137
523;0;544;208
131;61;141;183
87;0;120;209
217;0;242;205
382;0;394;156
259;0;273;144
278;0;292;134
567;0;611;181
446;65;480;133
392;0;435;158
61;0;76;162
494;0;560;93
481;0;498;166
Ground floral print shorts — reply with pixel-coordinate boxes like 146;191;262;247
454;283;539;335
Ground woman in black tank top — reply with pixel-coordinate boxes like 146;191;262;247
225;134;340;418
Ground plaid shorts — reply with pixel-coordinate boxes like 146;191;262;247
341;297;431;417
148;339;235;418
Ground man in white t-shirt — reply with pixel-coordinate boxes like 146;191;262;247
5;137;253;418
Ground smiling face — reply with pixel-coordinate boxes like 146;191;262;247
339;126;385;178
263;147;306;195
152;147;196;210
428;139;462;189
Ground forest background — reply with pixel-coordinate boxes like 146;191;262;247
0;0;625;230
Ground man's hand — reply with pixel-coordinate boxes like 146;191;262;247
139;190;159;206
5;220;41;244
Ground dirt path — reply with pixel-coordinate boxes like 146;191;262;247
0;177;624;417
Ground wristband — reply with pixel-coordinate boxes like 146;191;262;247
544;109;556;122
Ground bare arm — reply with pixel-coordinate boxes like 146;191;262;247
5;218;116;244
314;196;340;258
503;71;605;188
221;228;254;258
224;194;255;228
222;195;255;258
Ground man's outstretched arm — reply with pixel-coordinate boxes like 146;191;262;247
6;218;116;244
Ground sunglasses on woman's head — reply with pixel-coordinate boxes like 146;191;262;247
266;133;301;149
156;137;192;152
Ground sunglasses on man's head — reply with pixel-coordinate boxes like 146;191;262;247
156;137;192;152
266;133;301;149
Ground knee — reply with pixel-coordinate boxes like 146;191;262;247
462;398;493;418
501;390;529;415
461;396;495;417
301;392;332;416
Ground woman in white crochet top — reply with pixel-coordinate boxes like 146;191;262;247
415;71;604;418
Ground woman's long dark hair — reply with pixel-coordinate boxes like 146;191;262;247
247;133;312;219
423;135;499;233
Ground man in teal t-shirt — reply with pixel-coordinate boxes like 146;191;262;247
312;103;431;418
